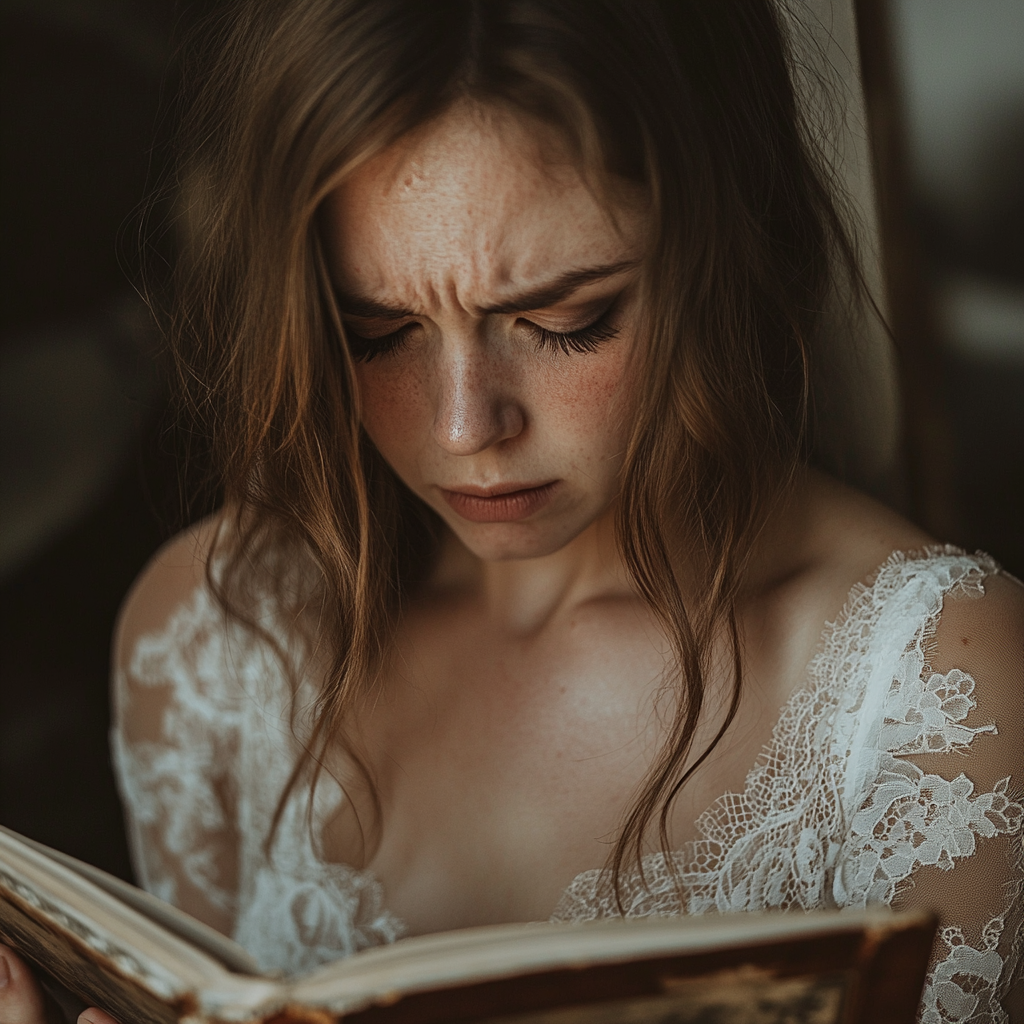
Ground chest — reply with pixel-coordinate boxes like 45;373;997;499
315;593;815;936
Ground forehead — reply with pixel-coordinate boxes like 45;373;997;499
323;101;642;304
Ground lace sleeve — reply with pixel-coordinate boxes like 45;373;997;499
854;569;1024;1023
110;580;243;937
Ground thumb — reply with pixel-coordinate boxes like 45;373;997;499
79;1010;121;1024
0;944;49;1024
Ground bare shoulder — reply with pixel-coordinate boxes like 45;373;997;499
752;469;933;628
890;555;1023;954
798;469;1022;642
797;469;1023;771
933;564;1024;673
113;514;223;676
797;470;934;584
927;568;1024;784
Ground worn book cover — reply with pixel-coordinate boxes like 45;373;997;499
0;826;936;1024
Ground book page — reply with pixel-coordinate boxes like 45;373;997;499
0;826;260;975
0;827;285;1022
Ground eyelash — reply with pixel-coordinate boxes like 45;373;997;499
526;310;620;355
344;308;620;362
344;326;411;362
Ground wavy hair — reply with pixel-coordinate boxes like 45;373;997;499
164;0;862;897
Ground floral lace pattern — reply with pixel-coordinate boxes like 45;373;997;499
551;551;1022;1021
112;590;245;917
112;584;405;974
112;549;1022;1018
233;788;404;972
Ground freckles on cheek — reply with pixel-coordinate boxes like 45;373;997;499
355;365;428;455
546;349;634;430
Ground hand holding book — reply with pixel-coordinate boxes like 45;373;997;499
1;943;118;1024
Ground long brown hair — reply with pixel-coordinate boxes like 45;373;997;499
165;0;862;894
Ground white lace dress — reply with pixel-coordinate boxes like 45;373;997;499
111;548;1023;1022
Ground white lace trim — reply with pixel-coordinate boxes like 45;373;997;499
113;549;1022;1014
234;787;404;974
551;550;1022;1022
924;918;1012;1024
112;582;406;975
112;588;245;916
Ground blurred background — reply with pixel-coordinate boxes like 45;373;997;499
1;0;1022;881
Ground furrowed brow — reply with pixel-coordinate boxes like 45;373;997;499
333;291;417;320
478;259;641;315
332;258;640;320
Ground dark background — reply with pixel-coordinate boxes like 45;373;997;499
1;0;1022;882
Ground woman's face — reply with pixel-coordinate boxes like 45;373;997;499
323;101;645;562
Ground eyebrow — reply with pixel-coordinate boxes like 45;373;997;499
333;258;640;321
478;259;641;315
333;294;418;320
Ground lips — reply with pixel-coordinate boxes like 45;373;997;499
440;481;559;522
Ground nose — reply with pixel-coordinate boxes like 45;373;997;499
432;343;525;455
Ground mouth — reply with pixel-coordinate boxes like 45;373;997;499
439;481;559;523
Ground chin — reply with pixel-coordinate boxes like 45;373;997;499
451;518;592;562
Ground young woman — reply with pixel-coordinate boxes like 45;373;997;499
2;2;1020;1022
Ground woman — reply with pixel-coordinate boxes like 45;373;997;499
2;1;1020;1022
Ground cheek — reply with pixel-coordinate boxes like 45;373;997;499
543;343;635;442
355;362;430;463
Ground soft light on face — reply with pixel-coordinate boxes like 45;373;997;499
322;101;646;562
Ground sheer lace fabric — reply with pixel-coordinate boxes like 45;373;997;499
111;549;1022;1019
112;586;404;974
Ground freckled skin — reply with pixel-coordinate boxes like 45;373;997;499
314;100;934;938
323;100;643;561
317;102;686;933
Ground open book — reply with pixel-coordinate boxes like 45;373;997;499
0;825;936;1024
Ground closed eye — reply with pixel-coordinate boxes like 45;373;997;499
343;322;418;362
522;307;620;355
343;304;622;361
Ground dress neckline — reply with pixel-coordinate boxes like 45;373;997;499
296;546;994;937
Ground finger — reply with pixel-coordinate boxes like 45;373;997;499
79;1009;121;1024
0;943;49;1024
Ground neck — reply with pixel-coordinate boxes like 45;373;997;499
429;468;816;635
434;503;634;634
